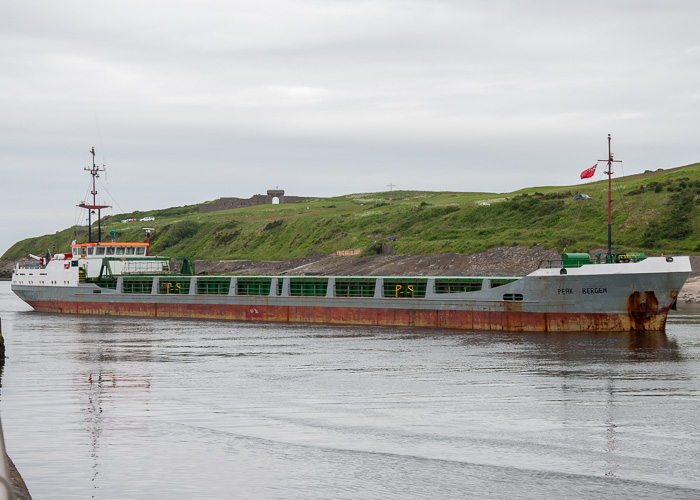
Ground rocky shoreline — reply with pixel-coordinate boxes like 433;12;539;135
677;276;700;312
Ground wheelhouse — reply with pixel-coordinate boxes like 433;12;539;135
71;242;149;258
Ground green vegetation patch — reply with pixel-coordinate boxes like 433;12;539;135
3;163;699;261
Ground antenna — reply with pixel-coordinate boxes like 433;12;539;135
143;228;155;255
78;147;111;243
598;134;622;258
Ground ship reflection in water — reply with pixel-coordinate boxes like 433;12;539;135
1;282;699;499
456;328;683;363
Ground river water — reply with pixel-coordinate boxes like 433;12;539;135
0;281;699;499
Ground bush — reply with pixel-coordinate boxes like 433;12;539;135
213;230;241;246
264;220;283;231
641;190;695;243
156;221;199;250
364;240;383;254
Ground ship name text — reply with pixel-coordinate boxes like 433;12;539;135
557;287;609;295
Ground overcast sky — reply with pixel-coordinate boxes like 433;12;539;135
2;1;699;255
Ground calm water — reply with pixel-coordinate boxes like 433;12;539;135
0;281;699;499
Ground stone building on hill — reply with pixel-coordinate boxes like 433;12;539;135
199;189;313;213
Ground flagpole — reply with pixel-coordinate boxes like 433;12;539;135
600;134;621;260
607;134;612;258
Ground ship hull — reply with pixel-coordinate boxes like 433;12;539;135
17;299;670;332
12;256;692;332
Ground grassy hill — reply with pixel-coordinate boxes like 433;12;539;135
3;163;699;262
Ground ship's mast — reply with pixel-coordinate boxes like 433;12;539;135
599;134;621;258
143;228;154;256
78;147;111;243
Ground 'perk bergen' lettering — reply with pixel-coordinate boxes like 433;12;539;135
557;287;609;295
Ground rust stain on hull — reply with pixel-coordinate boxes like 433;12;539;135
27;300;670;332
627;291;664;330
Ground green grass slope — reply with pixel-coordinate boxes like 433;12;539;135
4;163;699;261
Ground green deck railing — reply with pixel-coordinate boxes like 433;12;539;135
289;278;328;297
237;278;271;296
335;279;376;298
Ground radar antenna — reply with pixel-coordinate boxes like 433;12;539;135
78;147;111;243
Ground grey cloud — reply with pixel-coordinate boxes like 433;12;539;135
1;0;699;253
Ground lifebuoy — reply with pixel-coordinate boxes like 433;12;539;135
64;263;70;269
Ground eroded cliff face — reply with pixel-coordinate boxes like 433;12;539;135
0;260;15;278
191;246;561;277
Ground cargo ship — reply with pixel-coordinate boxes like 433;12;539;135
10;139;693;332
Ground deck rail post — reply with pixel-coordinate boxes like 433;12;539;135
374;278;384;298
269;278;279;297
425;278;436;299
325;278;335;299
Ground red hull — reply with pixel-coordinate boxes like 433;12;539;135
27;300;664;332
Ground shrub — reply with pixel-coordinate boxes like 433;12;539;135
364;240;383;254
641;190;695;242
156;221;199;250
264;220;283;231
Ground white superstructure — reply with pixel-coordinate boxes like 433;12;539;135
11;242;168;286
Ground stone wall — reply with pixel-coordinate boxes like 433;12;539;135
199;190;313;213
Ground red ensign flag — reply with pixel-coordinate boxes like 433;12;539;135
580;164;596;179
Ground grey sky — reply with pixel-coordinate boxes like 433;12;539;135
1;1;699;254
